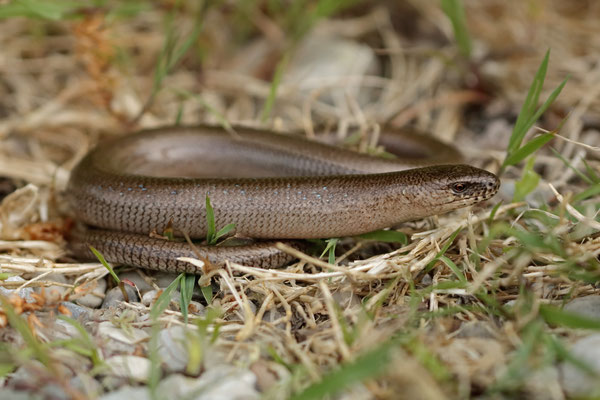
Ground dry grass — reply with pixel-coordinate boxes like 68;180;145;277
0;1;599;399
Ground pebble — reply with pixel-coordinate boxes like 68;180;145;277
156;368;259;400
0;276;35;302
563;295;600;320
105;355;151;382
455;321;498;339
36;273;68;302
559;333;600;397
59;301;92;320
332;288;361;310
284;33;378;108
118;271;154;293
525;366;564;400
75;278;107;308
157;325;189;372
101;284;139;308
99;386;149;400
154;273;181;289
98;320;149;345
262;307;285;329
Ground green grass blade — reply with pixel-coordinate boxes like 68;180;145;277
508;50;549;153
583;160;600;183
214;223;236;242
0;0;81;20
540;304;600;330
550;147;594;185
180;274;196;324
205;195;216;244
357;229;408;244
440;0;472;57
291;339;396;400
260;52;289;123
572;183;600;204
89;246;120;284
523;76;569;134
439;255;466;283
320;238;339;265
503;132;554;167
0;294;51;367
513;156;540;202
150;274;182;321
200;284;213;304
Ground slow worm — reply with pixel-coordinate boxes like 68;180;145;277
67;125;500;273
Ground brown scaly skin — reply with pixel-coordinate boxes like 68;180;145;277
67;125;500;273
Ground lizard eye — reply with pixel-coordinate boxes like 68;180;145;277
451;182;468;194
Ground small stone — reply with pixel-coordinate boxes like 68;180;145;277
36;273;68;302
141;289;160;306
154;273;180;289
59;301;92;320
98;321;149;345
0;276;35;302
262;308;285;329
564;295;600;320
118;271;154;293
559;333;600;397
332;288;361;310
455;321;497;339
99;385;149;400
105;355;151;382
101;284;139;308
525;366;564;400
156;368;259;400
157;325;189;372
75;278;107;308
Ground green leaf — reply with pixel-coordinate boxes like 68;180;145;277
440;0;472;57
89;246;120;284
540;304;600;330
513;156;540;202
357;229;408;244
180;274;196;324
504;133;554;167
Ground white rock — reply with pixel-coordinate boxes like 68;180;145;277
284;33;379;109
559;334;600;397
564;295;600;320
98;321;149;345
118;271;154;293
105;355;151;382
99;386;149;400
0;276;34;302
75;278;107;308
157;367;259;400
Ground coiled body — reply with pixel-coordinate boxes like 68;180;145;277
67;125;500;272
